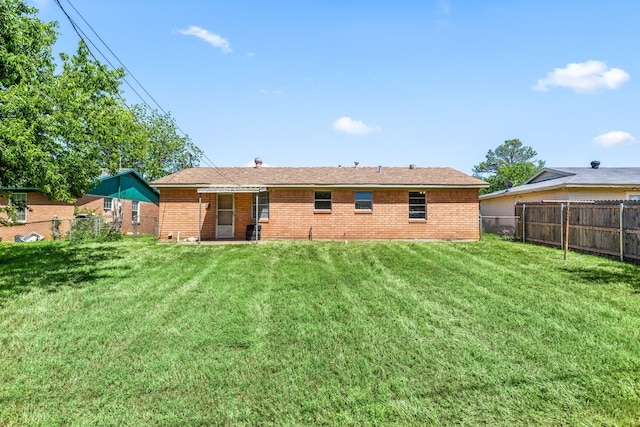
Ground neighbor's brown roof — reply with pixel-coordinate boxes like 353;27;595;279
151;166;488;188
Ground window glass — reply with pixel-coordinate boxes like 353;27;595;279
9;193;27;222
628;194;640;201
314;191;332;210
104;197;113;211
132;201;139;223
355;191;372;210
409;191;426;219
252;192;270;220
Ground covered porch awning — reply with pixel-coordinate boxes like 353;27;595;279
197;186;267;193
196;186;267;243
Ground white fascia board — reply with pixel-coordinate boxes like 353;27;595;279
197;186;267;193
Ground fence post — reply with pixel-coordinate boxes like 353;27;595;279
521;204;526;243
560;203;564;249
564;203;570;261
620;202;624;262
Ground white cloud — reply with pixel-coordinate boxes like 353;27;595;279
438;0;451;14
332;116;379;135
533;60;629;93
593;131;637;147
177;26;231;53
259;89;283;95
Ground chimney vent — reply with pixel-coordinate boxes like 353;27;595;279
409;164;416;169
378;165;382;173
591;160;600;169
254;157;263;168
354;161;359;168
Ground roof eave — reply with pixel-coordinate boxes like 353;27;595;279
155;183;488;189
480;183;640;200
524;167;574;184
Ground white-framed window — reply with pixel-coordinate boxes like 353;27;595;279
9;193;27;222
409;191;426;219
627;193;640;201
355;191;372;210
104;197;113;211
314;191;332;211
251;192;270;220
132;201;140;223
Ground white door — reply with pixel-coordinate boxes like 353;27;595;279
216;194;234;239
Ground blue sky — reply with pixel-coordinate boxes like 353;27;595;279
30;0;639;174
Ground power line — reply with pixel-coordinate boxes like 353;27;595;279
64;0;171;119
51;0;244;186
52;0;146;107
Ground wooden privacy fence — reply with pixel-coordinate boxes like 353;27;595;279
515;201;640;263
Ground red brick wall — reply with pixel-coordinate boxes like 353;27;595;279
0;193;159;241
157;188;481;241
0;192;75;241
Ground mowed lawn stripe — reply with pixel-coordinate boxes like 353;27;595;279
0;237;639;425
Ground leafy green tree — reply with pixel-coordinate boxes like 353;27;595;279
121;105;203;181
1;0;201;218
473;139;545;194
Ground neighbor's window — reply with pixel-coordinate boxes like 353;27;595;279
355;191;372;210
409;191;426;219
9;193;27;222
251;192;270;220
314;191;332;210
132;201;140;223
104;197;113;211
628;193;640;201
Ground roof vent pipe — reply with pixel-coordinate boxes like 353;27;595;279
378;166;382;173
354;161;359;168
255;157;263;168
409;164;416;169
591;160;600;169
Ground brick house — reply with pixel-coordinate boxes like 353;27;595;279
0;170;159;241
151;160;488;241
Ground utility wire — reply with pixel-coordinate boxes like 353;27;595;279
65;0;171;119
52;0;146;107
52;0;245;187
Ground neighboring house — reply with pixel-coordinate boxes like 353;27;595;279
0;170;159;241
150;159;488;241
480;163;640;217
77;169;160;235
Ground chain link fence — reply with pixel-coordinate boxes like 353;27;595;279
0;219;58;242
480;215;519;240
1;214;158;244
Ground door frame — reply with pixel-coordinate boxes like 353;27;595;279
216;193;235;239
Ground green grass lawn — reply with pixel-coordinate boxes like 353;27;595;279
1;236;639;426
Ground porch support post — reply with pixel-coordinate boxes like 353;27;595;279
255;192;259;243
198;192;202;245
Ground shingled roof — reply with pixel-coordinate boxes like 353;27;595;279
151;166;487;189
481;167;640;200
